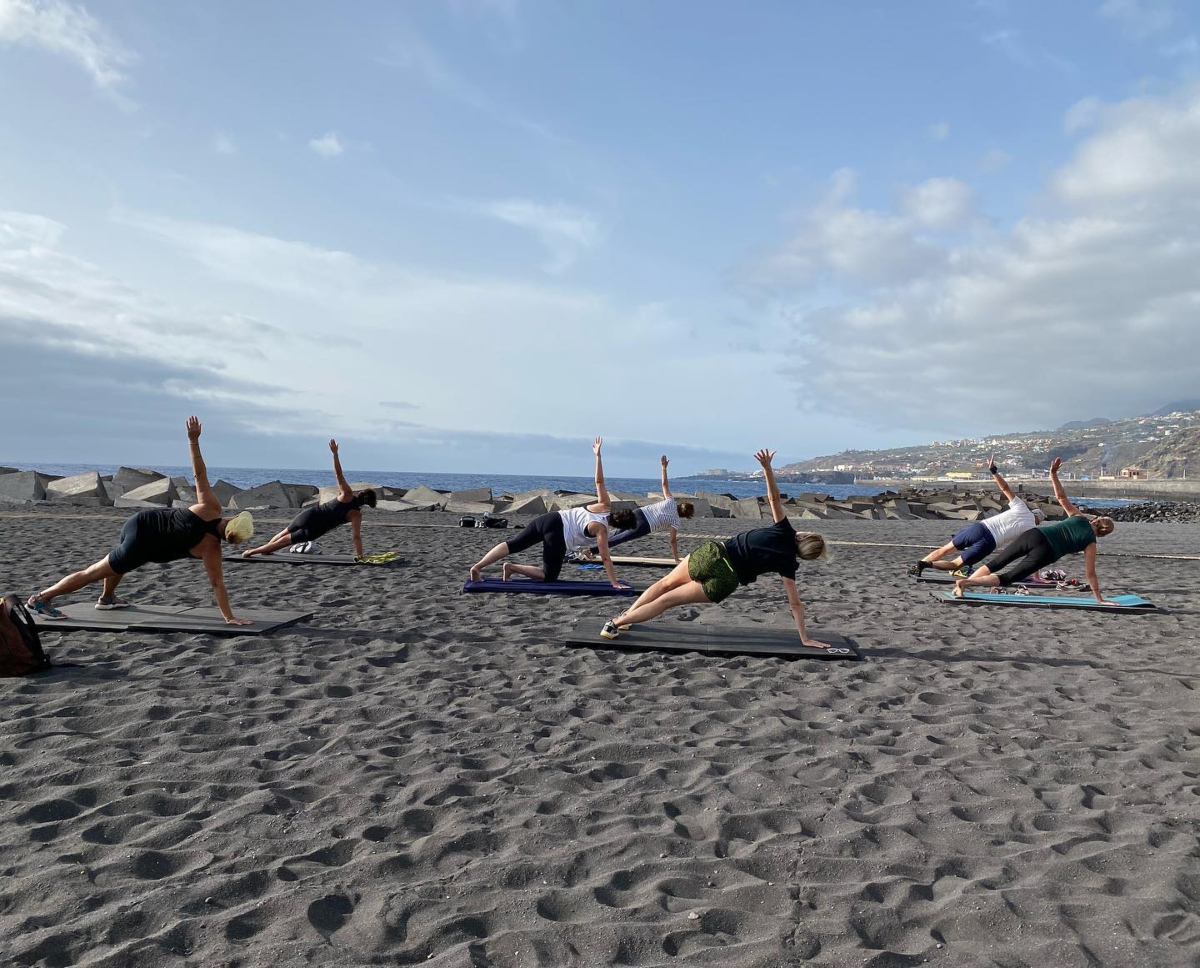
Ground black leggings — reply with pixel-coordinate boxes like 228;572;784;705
505;512;566;582
986;529;1058;586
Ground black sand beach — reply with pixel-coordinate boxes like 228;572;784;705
2;508;1198;967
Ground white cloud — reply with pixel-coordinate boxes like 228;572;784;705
0;0;132;98
900;177;976;230
214;133;237;156
1098;0;1174;38
741;83;1200;428
308;132;344;157
476;198;602;272
929;121;951;142
1064;95;1103;132
979;148;1013;173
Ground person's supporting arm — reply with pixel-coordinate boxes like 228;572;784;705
202;549;252;624
755;448;786;523
783;577;821;647
989;453;1016;502
1083;544;1113;604
1049;456;1081;516
669;526;680;562
592;436;611;508
594;528;621;587
330;439;353;502
186;416;221;517
350;511;364;558
659;455;672;499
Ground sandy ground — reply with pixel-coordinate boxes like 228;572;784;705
1;508;1198;968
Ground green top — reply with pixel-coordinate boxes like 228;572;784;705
1040;515;1096;558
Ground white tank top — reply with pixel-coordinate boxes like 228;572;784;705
559;506;610;550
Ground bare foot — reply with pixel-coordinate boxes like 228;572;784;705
469;565;481;582
242;549;255;558
501;563;514;581
953;581;966;598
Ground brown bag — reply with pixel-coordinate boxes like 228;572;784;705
0;593;51;676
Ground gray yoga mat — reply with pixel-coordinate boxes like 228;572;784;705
31;603;313;635
224;553;401;567
564;620;860;660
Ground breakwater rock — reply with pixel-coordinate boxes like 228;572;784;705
1081;501;1200;524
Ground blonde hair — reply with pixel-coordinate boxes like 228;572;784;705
223;511;255;544
1093;516;1115;538
797;532;827;561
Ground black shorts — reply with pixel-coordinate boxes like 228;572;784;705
987;529;1057;586
107;514;151;575
506;512;566;581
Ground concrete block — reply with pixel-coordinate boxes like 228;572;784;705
213;480;242;507
114;497;163;509
103;480;125;502
317;482;381;503
550;493;598;511
123;478;178;505
449;487;493;504
447;501;496;515
113;467;165;491
0;466;19;475
283;483;319;507
674;496;712;519
730;498;763;519
378;486;408;501
0;471;51;503
230;480;292;509
402;485;449;509
796;492;829;503
508;494;548;516
46;471;110;505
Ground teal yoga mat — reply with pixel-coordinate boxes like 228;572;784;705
941;592;1154;611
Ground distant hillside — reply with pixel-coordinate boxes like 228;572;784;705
1151;400;1200;417
1056;417;1111;432
1137;426;1200;478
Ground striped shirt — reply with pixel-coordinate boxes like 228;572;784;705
641;498;681;533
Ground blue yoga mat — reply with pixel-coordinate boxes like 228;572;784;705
462;578;636;596
942;591;1154;611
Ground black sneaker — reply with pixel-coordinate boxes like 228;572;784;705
600;620;621;640
907;562;926;577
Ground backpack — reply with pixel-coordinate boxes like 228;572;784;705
1;593;51;677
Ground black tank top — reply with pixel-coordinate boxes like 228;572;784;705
294;498;356;540
135;508;220;563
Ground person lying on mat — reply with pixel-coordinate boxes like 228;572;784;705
600;448;829;647
470;437;636;586
909;454;1044;576
27;417;256;625
578;454;694;562
241;439;377;560
953;457;1116;602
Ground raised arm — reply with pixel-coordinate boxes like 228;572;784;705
782;577;821;647
186;416;221;516
988;453;1016;502
755;448;786;523
1049;457;1080;516
592;437;611;508
659;455;672;499
330;439;353;502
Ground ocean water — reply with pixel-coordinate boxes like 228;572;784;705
8;462;1135;506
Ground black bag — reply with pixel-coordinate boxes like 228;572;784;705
1;593;51;677
481;515;508;529
459;516;477;528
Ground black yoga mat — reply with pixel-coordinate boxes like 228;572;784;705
224;553;401;567
564;620;860;660
31;603;313;635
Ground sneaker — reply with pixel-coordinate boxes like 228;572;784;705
907;562;924;576
600;620;622;640
95;596;132;610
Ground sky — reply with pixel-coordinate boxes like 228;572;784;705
2;0;1199;476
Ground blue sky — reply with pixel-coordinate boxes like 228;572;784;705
2;0;1199;475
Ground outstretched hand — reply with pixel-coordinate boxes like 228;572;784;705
225;616;254;626
186;416;202;441
988;453;995;469
754;448;776;467
329;439;339;454
593;436;603;456
1050;457;1063;475
660;455;669;468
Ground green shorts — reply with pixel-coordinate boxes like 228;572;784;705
688;541;739;604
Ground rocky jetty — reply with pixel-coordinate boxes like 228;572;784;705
1081;501;1200;524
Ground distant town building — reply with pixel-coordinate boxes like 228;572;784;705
1119;466;1147;479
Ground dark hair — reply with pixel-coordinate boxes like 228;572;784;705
608;508;637;531
355;489;378;510
677;501;695;519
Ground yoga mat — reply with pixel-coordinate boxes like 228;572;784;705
564;621;860;660
224;553;402;567
462;578;636;596
31;602;314;635
918;572;1085;590
940;592;1154;611
578;556;676;571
